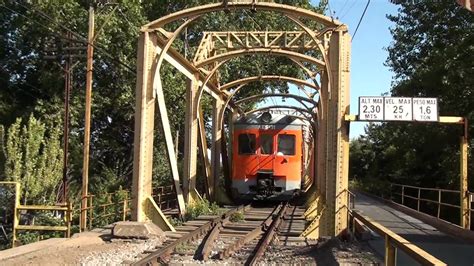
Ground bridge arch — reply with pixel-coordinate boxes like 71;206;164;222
132;1;352;239
143;2;341;30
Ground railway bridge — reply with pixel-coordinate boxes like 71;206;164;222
130;0;351;239
0;1;472;265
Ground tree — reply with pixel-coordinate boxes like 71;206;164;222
0;0;326;199
0;114;63;204
350;1;473;190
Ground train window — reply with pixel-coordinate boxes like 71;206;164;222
277;135;295;155
260;134;273;155
238;133;256;154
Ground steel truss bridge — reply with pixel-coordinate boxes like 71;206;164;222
3;1;466;265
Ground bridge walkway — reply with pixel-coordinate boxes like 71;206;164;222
354;192;474;266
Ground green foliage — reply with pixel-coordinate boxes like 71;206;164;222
349;178;391;199
0;114;63;204
229;211;244;223
184;198;219;221
16;212;65;246
169;217;184;227
0;1;325;236
351;1;473;191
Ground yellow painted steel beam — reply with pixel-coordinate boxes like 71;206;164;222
144;196;175;232
460;134;470;229
440;116;465;124
155;36;226;102
211;98;224;201
143;2;341;30
183;73;200;204
345;115;465;124
17;205;69;211
385;235;397;266
16;225;68;231
235;93;317;106
195;48;325;69
198;108;212;200
301;205;326;239
194;31;321;62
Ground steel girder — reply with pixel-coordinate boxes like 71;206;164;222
143;2;341;30
132;1;351;238
219;75;320;92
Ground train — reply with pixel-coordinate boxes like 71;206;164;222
231;111;308;200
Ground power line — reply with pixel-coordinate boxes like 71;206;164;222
338;0;350;16
327;0;334;18
3;3;134;73
340;0;358;20
352;0;370;41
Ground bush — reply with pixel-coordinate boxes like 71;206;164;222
350;178;392;198
184;199;219;221
229;212;244;222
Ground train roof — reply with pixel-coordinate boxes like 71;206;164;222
233;112;307;126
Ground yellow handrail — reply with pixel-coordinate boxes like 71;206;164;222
350;210;446;266
0;181;72;247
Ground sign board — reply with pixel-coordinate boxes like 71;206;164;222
358;97;438;122
412;98;438;122
384;97;412;121
358;97;384;121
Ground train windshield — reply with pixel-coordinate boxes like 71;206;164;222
260;134;273;155
238;133;256;154
278;134;295;155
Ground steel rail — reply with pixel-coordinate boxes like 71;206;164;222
132;205;249;265
247;202;289;266
218;203;284;260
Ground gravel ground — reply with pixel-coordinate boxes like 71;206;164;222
0;231;165;265
163;237;381;265
1;233;380;265
80;237;164;265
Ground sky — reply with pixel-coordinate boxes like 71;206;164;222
326;0;399;138
258;0;399;139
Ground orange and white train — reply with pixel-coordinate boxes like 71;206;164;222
231;112;307;200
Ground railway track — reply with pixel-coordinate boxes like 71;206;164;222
132;202;308;265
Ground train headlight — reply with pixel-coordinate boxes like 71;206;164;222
260;112;272;123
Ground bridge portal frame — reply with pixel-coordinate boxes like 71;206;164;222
346;115;470;230
132;1;351;237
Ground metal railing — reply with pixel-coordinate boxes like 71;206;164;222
350;210;446;266
81;190;130;230
390;183;473;228
153;185;178;211
0;181;72;248
0;182;179;246
80;185;178;230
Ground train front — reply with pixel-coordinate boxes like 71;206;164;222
231;112;306;200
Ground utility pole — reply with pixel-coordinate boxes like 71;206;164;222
44;32;86;204
62;31;73;203
81;3;95;232
80;0;117;231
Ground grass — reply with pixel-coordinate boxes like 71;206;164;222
229;211;244;222
184;198;220;221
